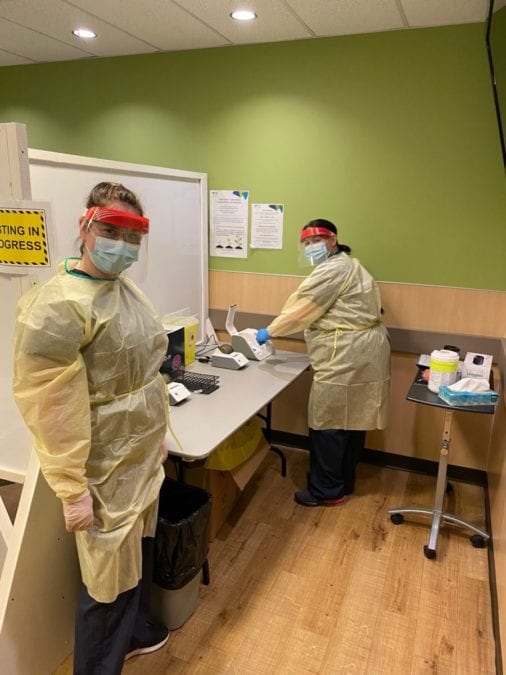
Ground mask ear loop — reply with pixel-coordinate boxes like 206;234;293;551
82;207;99;261
85;207;99;232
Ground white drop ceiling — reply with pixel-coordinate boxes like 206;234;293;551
0;0;502;68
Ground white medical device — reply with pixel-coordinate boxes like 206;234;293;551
225;304;274;361
167;381;192;405
211;349;249;370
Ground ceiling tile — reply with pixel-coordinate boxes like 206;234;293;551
68;0;230;50
401;0;489;27
0;0;159;58
286;0;406;36
180;0;313;44
0;47;34;66
0;17;91;63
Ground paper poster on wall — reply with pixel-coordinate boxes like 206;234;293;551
0;200;54;272
250;203;284;249
210;190;249;258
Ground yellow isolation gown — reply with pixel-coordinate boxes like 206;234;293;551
13;259;169;602
267;252;390;431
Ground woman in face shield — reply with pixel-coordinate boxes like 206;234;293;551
13;182;172;672
256;219;390;507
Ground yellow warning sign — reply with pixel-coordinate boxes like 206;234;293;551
0;208;50;266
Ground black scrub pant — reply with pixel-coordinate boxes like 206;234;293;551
73;536;155;675
307;429;366;501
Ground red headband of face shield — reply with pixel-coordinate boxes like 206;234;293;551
84;207;149;234
300;226;335;242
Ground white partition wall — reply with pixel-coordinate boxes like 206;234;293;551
0;123;34;482
28;149;209;339
0;122;77;675
0;454;81;674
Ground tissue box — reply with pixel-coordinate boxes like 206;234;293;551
462;352;493;380
438;385;498;407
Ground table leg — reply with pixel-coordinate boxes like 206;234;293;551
388;409;489;558
258;403;287;477
425;410;452;555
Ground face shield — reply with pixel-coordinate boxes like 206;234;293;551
297;226;335;268
83;206;149;280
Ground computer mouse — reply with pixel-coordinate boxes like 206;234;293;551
218;343;233;354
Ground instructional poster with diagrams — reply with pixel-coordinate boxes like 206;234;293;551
250;203;284;249
210;189;249;258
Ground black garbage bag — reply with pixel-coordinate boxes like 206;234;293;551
154;477;212;590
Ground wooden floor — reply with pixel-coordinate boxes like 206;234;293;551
57;448;497;674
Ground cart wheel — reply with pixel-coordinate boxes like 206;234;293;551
470;534;487;549
423;545;436;559
390;513;404;525
445;482;453;495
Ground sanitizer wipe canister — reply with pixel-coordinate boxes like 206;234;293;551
428;349;459;393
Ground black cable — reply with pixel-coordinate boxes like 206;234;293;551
195;335;220;357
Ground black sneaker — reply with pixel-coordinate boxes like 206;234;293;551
294;489;347;507
125;622;169;660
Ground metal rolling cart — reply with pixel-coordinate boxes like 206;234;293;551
388;369;495;560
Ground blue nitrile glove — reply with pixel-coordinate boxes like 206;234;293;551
256;328;270;345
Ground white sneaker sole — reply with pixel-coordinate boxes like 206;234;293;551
125;632;170;660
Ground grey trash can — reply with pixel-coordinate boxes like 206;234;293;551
152;478;211;629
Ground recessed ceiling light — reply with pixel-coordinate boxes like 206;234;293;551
72;28;97;39
230;10;257;21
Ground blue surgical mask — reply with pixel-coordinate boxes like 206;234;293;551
304;242;328;265
88;236;140;274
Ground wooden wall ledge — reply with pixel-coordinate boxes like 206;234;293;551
209;308;504;361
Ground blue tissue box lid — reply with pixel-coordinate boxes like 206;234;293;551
438;386;499;407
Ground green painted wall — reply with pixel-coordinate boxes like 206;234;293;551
1;23;505;289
